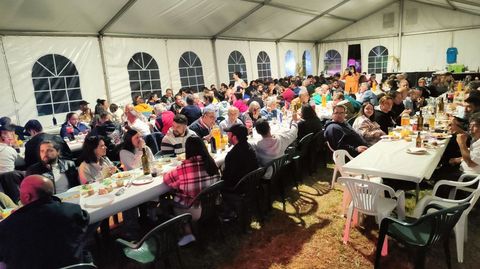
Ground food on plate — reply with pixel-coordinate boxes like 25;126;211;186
81;184;95;197
114;172;131;179
60;193;80;202
116;179;125;187
176;153;186;161
430;133;449;139
98;185;113;195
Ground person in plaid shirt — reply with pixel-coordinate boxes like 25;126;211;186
162;136;220;246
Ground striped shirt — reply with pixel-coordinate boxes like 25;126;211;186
163;155;220;206
160;128;196;156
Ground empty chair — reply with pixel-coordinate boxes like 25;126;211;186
375;203;470;269
223;167;265;232
412;174;480;263
116;213;192;268
338;177;405;257
293;132;314;183
263;154;290;211
331;149;355;188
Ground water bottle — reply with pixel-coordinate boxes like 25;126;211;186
52;116;57;126
279;111;283;124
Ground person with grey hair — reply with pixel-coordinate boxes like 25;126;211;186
260;97;279;121
242;101;263;126
124;103;151;136
290;87;312;111
153;103;175;134
189;107;216;139
356;82;378;105
219;106;243;134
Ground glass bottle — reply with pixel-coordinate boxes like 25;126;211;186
416;132;422;148
417;111;424;131
141;147;150;175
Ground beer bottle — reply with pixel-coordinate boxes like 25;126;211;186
141;147;150;175
416;132;422;148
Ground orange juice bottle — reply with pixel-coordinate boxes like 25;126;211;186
211;125;221;149
321;94;327;108
401;114;410;126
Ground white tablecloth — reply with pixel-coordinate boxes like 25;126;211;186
342;138;449;184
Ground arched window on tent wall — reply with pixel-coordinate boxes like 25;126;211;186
32;54;83;116
228;50;248;85
324;50;342;76
368;46;388;74
302;50;312;76
257;51;272;81
285;50;295;76
179;51;204;92
127;52;162;100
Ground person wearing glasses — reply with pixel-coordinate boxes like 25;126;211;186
324;104;368;157
450;113;480;175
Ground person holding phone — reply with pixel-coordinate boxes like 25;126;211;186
340;65;360;94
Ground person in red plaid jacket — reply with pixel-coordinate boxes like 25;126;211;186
163;136;220;246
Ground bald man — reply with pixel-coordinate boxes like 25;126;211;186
0;175;89;269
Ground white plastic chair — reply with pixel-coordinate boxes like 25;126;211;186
413;174;480;263
331;149;354;188
338;177;405;257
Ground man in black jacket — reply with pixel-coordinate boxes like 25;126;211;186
222;124;259;191
26;140;79;194
324;105;368;157
0;175;89;269
23;119;72;168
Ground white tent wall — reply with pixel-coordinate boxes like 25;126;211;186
102;37;170;106
0;37;17;122
319;0;480;73
277;42;316;77
215;40;251;85
248;41;279;80
2;36;106;128
164;39;216;93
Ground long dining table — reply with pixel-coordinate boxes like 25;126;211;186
342;135;450;200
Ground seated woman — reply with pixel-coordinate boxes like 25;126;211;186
298;104;322;141
352;102;385;145
60;112;89;140
78;136;117;184
162;136;220;246
119;129;155;171
242;101;263;128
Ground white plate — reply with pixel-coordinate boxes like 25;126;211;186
132;176;154;185
55;191;81;204
380;135;399;141
406;147;428;155
83;194;115;208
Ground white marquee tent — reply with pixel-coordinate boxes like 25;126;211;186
1;0;480;128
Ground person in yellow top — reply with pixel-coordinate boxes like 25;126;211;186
340;65;360;94
133;95;153;118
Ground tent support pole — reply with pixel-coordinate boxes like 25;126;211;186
0;36;20;123
275;41;281;77
164;39;173;91
397;0;404;72
97;35;112;103
314;42;320;75
211;38;220;88
247;41;254;82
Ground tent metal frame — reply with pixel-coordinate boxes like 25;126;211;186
409;0;480;17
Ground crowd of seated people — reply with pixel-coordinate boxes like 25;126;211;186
3;68;480;267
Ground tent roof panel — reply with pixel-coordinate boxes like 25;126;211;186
0;0;126;33
329;0;397;20
220;5;314;39
271;0;347;14
284;17;351;40
107;0;258;36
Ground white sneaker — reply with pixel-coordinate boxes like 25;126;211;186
177;234;196;246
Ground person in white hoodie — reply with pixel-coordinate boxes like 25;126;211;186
253;115;298;179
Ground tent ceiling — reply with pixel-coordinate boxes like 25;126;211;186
0;0;479;41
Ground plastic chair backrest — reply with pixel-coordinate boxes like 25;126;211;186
58;263;97;269
326;141;335;153
233;167;266;195
263;154;289;181
296;132;314;158
333;150;354;177
188;180;224;221
458;176;480;216
338;177;396;216
416;203;470;247
137;213;192;256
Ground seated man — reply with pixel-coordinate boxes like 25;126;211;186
374;96;396;134
254;117;298;178
180;94;202;125
124;104;151;136
26;141;80;194
219;106;243;134
24;119;72;168
189;107;216;139
356;82;378;106
450;112;480;175
0;175;89;269
332;92;356;120
0;124;18;174
222;124;259;191
324;104;368;157
260;97;279;121
161;114;196;156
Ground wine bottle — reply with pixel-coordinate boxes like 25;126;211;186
417;111;424;131
141;147;150;175
416;132;422;148
52;116;57;126
210;137;217;154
